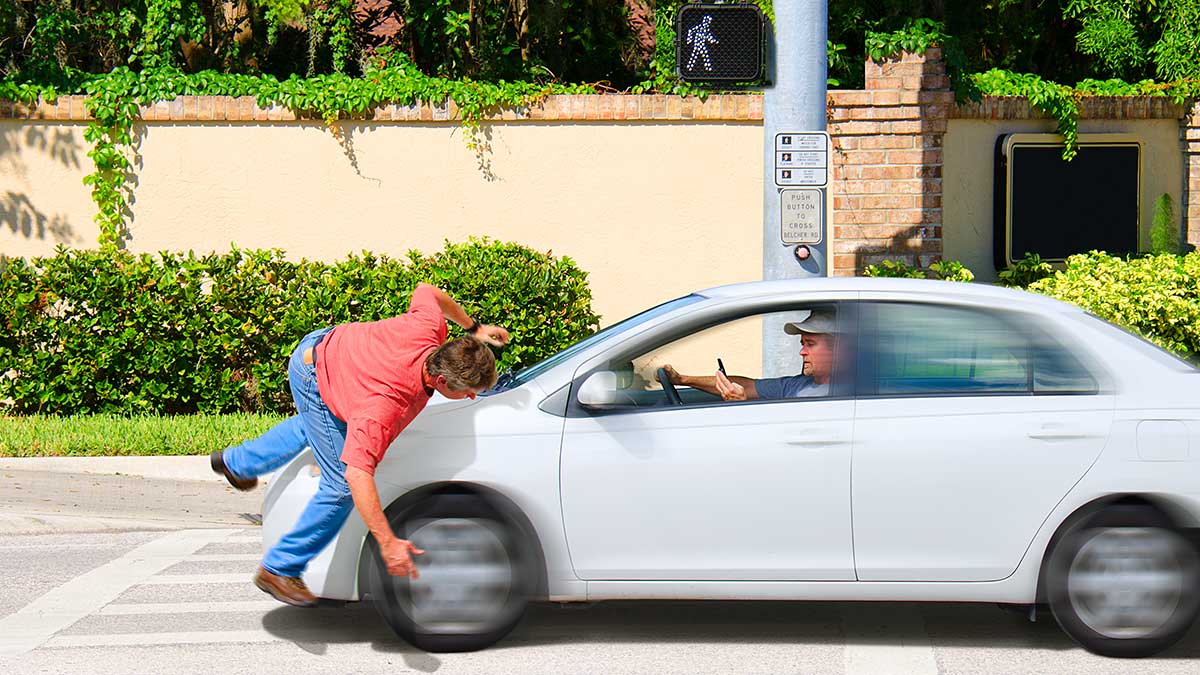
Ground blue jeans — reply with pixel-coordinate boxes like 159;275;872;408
223;327;356;578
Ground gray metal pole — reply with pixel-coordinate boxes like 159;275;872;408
762;0;828;377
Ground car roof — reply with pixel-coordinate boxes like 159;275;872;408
695;277;1084;314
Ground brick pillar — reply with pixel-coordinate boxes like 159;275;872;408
1187;102;1200;252
828;48;951;276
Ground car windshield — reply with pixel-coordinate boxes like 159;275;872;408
485;294;705;394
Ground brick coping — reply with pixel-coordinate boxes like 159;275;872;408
0;94;764;123
1;92;1190;123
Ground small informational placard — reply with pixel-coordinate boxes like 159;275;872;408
780;188;824;244
775;132;829;187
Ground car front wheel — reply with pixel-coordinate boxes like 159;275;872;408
365;493;537;652
1045;505;1200;658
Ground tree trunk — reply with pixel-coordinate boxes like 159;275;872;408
351;0;406;55
511;0;530;63
623;0;654;68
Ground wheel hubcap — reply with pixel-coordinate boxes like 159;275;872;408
1067;527;1191;639
399;517;514;633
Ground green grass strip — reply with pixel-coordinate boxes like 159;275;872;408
0;414;287;457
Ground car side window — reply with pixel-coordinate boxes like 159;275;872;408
574;306;842;414
868;302;1028;395
1030;330;1099;394
865;302;1098;397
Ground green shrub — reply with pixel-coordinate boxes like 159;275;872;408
0;239;600;416
863;259;926;279
864;258;974;281
998;252;1056;288
1150;193;1181;254
929;259;975;282
1029;251;1200;358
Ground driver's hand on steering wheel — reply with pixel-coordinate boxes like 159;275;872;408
714;370;747;401
659;364;683;385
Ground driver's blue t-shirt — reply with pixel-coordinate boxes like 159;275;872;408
754;375;828;400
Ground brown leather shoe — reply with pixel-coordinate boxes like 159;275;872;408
210;450;258;491
254;566;317;607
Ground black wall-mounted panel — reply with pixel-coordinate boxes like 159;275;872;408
993;135;1140;270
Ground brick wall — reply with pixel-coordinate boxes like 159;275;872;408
827;49;950;276
1188;103;1200;252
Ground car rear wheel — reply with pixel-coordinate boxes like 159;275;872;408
365;494;536;652
1045;505;1200;658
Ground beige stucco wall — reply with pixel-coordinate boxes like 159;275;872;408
943;118;1184;282
1;120;764;326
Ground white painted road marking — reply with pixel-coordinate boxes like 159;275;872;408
139;573;251;585
44;630;286;648
98;601;281;615
223;535;261;544
0;528;237;659
185;553;260;562
842;604;938;675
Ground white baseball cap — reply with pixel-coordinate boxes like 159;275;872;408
783;308;836;335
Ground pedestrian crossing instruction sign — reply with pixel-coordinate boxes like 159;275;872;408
675;3;766;83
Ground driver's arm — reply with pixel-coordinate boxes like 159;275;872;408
661;365;759;400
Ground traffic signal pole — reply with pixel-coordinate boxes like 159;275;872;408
762;0;828;377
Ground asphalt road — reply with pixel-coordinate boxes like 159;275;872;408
2;469;1200;673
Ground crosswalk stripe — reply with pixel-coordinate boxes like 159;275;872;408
842;604;938;675
222;535;260;544
43;630;284;649
139;573;250;585
0;529;238;659
98;601;281;615
185;553;260;562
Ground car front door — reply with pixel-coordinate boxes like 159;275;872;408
851;300;1114;582
558;304;857;581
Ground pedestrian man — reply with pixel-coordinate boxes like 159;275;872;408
210;282;508;607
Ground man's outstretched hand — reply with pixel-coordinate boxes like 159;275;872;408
381;538;425;578
473;324;510;347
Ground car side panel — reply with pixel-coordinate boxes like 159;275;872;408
289;384;582;601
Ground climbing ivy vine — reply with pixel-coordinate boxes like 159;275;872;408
5;51;591;252
866;20;1200;161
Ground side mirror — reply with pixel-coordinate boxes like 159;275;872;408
576;371;620;406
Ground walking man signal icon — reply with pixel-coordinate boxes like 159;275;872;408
674;4;764;83
686;15;718;71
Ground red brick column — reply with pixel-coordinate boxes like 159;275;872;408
827;48;951;276
1187;102;1200;252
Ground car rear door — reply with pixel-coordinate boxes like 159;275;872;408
850;300;1114;582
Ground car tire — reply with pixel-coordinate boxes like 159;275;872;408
1045;505;1200;658
365;494;536;653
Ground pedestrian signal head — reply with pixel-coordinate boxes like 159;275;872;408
675;3;766;83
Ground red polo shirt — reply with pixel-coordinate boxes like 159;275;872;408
314;284;448;474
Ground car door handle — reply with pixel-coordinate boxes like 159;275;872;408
786;436;848;447
1027;426;1094;441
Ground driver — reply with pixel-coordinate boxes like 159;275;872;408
660;309;836;401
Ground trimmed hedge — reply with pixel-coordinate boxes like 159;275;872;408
1030;251;1200;358
0;239;600;415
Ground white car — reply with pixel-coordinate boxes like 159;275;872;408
261;277;1200;657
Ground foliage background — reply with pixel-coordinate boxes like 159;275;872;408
0;239;600;415
4;2;1199;94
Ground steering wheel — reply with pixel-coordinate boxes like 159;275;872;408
656;367;683;406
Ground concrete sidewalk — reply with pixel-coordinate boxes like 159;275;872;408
0;456;267;535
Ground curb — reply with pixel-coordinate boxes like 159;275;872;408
0;456;219;483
